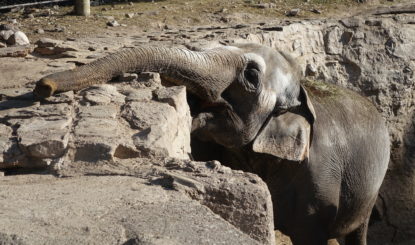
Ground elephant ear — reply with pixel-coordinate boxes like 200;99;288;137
253;85;316;162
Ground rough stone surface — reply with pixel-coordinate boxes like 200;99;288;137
107;20;120;27
0;46;31;57
7;31;30;46
0;173;262;245
122;98;190;159
0;30;14;42
0;70;273;243
34;38;77;56
0;124;13;163
18;117;71;159
57;158;274;245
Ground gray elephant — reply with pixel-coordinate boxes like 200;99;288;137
34;43;390;245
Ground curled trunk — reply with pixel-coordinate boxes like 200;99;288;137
34;46;244;100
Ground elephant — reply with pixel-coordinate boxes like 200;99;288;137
33;43;390;245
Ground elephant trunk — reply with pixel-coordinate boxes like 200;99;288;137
34;46;245;100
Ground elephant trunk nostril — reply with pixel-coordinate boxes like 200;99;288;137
34;78;57;98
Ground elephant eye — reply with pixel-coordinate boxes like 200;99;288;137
244;62;260;90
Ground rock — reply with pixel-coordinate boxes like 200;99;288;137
35;28;45;34
125;13;135;18
0;103;72;121
123;99;190;159
286;8;300;17
154;86;189;116
305;63;317;76
9;19;18;25
81;84;125;105
34;38;77;56
124;89;153;102
72;102;123;162
365;19;382;26
43;91;75;104
0;124;13;163
78;105;118;119
253;3;276;9
138;72;161;82
0;42;6;48
103;16;115;21
35;38;62;48
0;173;262;245
311;8;322;14
27;14;35;19
0;30;14;42
107;20;120;27
324;26;343;55
17;117;71;159
0;24;19;31
340;18;361;28
52;26;66;33
6;31;30;46
118;72;138;82
74;116;118;139
160;159;275;244
0;46;31;57
57;157;275;244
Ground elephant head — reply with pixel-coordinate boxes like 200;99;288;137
34;43;315;161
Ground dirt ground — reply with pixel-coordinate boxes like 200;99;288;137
0;0;407;42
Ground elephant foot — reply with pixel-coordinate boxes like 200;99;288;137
344;216;369;245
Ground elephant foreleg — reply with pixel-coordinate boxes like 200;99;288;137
344;216;370;245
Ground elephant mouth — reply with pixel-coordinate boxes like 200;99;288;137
186;90;232;117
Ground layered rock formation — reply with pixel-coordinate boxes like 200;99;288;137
0;71;275;244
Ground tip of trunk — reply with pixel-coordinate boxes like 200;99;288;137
34;78;57;98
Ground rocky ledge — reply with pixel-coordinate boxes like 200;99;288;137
0;71;274;244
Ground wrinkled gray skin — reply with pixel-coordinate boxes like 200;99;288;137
34;43;390;245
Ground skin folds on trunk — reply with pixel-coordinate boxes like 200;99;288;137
34;46;245;101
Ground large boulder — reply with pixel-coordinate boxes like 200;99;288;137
0;155;275;244
0;173;262;245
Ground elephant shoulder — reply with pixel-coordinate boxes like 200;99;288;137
301;79;389;148
301;79;379;118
